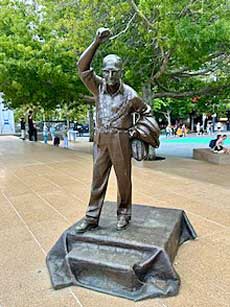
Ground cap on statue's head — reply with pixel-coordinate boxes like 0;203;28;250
102;54;122;71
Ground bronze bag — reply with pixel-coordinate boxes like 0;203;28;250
131;138;148;161
131;113;160;161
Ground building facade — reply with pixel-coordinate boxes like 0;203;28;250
0;93;15;134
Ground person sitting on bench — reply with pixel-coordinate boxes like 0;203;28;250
213;134;229;154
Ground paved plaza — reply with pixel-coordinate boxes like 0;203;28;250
0;136;229;307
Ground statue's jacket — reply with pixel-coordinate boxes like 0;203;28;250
80;68;160;149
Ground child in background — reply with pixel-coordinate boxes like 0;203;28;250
176;126;183;137
53;133;60;147
182;124;187;137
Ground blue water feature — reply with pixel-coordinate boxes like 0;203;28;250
163;136;230;145
156;135;230;158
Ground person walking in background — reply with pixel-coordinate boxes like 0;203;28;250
27;110;36;141
212;113;217;133
196;122;201;135
171;125;176;136
200;124;204;135
33;122;38;142
20;117;26;140
207;122;212;135
43;123;49;144
182;124;187;137
165;125;172;138
63;126;69;148
73;121;78;142
50;125;55;142
216;121;222;133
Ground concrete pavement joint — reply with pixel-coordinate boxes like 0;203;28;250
13;173;71;224
197;229;229;240
41;174;86;205
8;177;84;307
46;163;89;189
2;191;47;255
69;289;84;307
183;209;230;230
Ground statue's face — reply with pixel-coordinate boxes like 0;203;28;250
102;54;122;86
102;68;121;86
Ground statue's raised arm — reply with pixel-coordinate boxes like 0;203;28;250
77;28;112;73
77;28;112;96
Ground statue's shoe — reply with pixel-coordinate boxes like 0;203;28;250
75;219;98;233
117;216;129;231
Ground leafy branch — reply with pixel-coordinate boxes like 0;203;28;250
127;0;154;28
109;13;137;41
152;84;229;99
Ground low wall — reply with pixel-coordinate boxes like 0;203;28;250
193;148;230;164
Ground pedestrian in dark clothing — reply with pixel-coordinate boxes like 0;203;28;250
20;117;26;140
28;110;34;141
27;110;37;141
53;135;60;146
33;122;38;142
209;134;221;149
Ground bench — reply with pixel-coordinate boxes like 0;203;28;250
193;148;230;164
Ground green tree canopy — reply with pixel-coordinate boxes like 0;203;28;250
0;0;85;113
0;0;229;120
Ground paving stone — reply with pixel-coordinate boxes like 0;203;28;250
0;136;229;307
71;287;163;307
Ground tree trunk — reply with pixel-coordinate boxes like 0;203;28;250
191;115;195;132
166;110;172;126
142;83;152;105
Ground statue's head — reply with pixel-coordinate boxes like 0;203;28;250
102;54;122;86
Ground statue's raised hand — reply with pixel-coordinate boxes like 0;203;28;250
96;27;112;44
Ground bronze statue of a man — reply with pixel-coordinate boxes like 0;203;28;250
76;28;159;232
